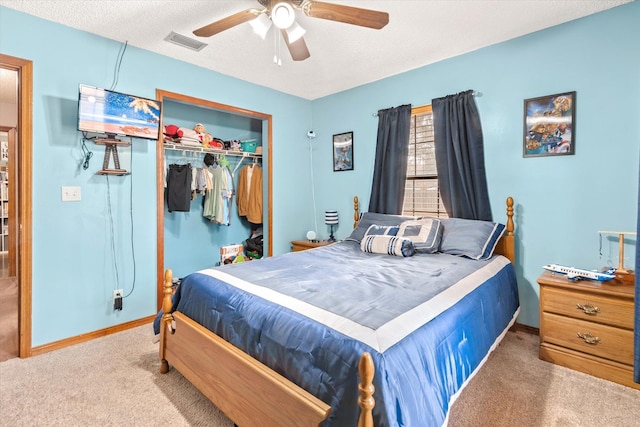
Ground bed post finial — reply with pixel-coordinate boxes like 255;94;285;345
353;196;360;229
163;269;174;316
505;196;514;236
497;196;516;264
357;352;375;427
160;269;174;374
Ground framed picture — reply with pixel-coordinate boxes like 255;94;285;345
523;91;576;157
333;131;354;171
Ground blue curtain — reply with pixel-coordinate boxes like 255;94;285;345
368;104;412;215
635;157;639;384
432;90;492;221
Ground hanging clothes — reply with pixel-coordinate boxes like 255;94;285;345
192;166;207;196
166;163;192;212
237;164;263;225
203;164;227;224
221;165;235;225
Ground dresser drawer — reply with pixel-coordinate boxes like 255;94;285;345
541;286;634;329
541;312;634;365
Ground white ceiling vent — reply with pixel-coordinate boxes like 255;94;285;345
164;31;208;52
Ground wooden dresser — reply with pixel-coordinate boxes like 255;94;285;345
290;240;332;252
537;271;639;390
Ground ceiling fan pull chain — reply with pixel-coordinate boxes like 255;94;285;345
273;27;278;64
277;31;282;66
273;28;282;66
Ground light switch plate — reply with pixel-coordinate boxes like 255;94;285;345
61;186;81;202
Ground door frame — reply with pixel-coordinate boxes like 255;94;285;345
154;89;273;311
0;54;33;357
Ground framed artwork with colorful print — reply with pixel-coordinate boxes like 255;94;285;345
523;91;576;157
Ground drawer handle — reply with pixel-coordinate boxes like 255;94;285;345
577;332;601;345
576;303;600;315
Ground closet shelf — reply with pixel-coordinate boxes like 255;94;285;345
163;142;262;159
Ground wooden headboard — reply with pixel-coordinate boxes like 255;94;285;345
352;196;515;264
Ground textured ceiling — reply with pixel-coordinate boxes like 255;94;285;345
0;0;632;100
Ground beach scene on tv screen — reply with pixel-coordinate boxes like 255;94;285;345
78;85;160;139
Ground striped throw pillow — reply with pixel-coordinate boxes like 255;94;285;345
360;235;415;257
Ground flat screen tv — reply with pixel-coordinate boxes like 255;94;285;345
77;84;162;141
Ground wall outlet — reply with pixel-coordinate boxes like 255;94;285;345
61;186;81;202
113;289;123;311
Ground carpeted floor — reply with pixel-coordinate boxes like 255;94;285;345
0;325;638;426
0;325;233;427
448;331;640;426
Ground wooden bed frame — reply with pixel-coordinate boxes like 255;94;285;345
159;196;515;427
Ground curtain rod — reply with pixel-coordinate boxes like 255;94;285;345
372;91;483;117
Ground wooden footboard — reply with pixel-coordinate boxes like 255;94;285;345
159;269;375;427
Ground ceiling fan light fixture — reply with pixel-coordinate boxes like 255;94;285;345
249;13;272;39
271;2;295;29
285;21;306;43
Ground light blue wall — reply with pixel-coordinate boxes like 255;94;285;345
311;2;639;327
0;7;316;346
0;2;638;346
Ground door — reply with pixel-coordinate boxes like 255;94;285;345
0;54;33;359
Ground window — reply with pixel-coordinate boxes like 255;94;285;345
402;105;447;217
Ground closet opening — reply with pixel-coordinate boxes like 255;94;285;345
155;89;272;310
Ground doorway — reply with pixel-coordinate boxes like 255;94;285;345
0;127;17;361
0;54;33;360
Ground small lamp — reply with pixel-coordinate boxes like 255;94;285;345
325;210;339;242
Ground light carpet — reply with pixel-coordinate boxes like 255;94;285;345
0;325;638;426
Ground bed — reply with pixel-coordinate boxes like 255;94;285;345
156;197;518;427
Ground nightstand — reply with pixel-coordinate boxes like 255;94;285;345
290;240;332;252
537;271;638;390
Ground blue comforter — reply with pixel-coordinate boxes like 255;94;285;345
155;240;519;426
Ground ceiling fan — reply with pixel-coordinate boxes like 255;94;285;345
193;0;389;62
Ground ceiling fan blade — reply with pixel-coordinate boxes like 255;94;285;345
281;29;311;61
301;1;389;29
193;9;260;37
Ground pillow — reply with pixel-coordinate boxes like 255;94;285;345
360;235;415;257
439;218;506;260
363;224;399;237
397;218;442;253
347;212;418;243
